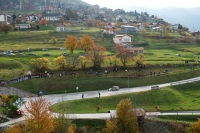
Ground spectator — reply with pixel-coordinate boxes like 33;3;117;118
98;92;100;98
82;94;84;99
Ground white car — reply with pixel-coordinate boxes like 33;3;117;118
109;86;120;91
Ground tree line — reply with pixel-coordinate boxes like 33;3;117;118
31;34;146;72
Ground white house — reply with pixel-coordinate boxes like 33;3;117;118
113;34;132;45
0;14;12;24
42;13;63;21
56;23;65;32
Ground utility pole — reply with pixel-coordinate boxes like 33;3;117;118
125;70;129;88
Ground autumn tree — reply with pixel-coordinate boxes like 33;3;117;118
0;24;13;34
25;96;55;133
39;18;47;25
190;118;200;132
133;53;146;68
54;56;67;70
141;27;147;37
79;34;94;53
78;56;87;69
1;94;9;105
87;44;107;69
30;58;51;72
64;35;78;54
103;98;139;133
107;55;120;68
49;37;57;45
3;123;25;133
95;20;106;31
161;25;169;37
114;44;132;67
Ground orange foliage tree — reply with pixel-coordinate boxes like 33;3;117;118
190;118;200;132
64;35;78;54
25;96;55;133
114;44;132;67
79;34;94;53
3;123;25;133
103;98;139;133
39;18;47;25
87;44;107;69
95;20;106;31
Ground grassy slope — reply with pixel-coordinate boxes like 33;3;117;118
51;82;200;113
7;67;200;94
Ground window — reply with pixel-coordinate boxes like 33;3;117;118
134;50;138;53
124;36;130;42
139;50;143;53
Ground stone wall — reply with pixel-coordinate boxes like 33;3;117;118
0;87;37;97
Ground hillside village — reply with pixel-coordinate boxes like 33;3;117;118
0;0;200;133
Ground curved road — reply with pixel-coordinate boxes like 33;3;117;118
1;76;200;127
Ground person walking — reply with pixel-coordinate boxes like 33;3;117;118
98;92;100;98
97;105;100;112
82;94;84;99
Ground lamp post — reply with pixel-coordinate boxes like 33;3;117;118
125;70;129;88
76;73;78;92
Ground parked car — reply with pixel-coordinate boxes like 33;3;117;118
176;54;181;56
27;48;32;52
60;48;66;50
42;48;48;51
109;86;120;91
43;53;51;56
60;52;69;56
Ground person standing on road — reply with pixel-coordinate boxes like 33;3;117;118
98;92;100;98
82;94;84;99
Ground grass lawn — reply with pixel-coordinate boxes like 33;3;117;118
6;66;200;94
51;82;200;113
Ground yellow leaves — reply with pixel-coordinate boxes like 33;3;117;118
53;56;67;70
25;96;55;133
3;123;25;133
67;125;75;133
103;98;139;133
79;34;94;52
133;53;146;67
49;37;57;45
30;58;51;71
1;94;9;102
64;35;78;53
102;119;117;133
190;118;200;132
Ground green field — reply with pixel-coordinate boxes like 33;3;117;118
51;82;200;113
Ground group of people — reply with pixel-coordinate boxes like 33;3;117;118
0;72;54;86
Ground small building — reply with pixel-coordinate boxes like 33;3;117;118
16;24;31;30
131;47;144;54
120;25;137;33
113;34;132;45
0;14;12;24
56;23;65;32
103;25;115;34
42;13;63;21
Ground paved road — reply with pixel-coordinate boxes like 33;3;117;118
1;76;200;127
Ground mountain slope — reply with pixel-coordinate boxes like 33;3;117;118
124;6;200;31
